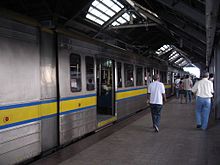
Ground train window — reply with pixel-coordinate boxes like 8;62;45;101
86;56;95;91
124;63;134;87
117;62;122;88
136;66;143;86
70;53;81;92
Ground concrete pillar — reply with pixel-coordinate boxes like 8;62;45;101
214;39;220;119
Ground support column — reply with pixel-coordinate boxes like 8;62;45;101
214;39;220;119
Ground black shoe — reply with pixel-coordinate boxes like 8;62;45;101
196;125;201;128
154;125;159;132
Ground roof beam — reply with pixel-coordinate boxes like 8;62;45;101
93;8;127;38
206;0;220;65
108;23;157;29
167;26;206;56
182;46;206;64
160;11;206;44
182;41;205;58
126;0;163;25
65;20;98;33
153;0;205;26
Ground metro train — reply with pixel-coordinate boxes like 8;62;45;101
0;13;181;164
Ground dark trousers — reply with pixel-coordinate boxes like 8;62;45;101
150;104;163;127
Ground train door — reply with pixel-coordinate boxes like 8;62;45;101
96;58;116;127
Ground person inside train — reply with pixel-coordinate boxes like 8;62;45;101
87;78;95;91
101;79;111;95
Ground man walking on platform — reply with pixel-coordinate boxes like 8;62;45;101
182;75;193;103
192;72;214;130
148;74;166;132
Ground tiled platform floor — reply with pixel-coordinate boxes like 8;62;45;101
32;98;220;165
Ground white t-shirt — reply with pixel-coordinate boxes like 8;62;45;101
148;81;165;105
192;78;214;98
175;78;180;88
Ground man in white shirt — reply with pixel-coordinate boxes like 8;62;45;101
148;74;166;132
192;72;214;130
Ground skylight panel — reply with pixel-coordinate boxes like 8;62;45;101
179;60;188;66
169;51;177;58
105;9;116;17
86;14;104;25
86;0;127;26
105;0;122;12
163;45;169;49
117;17;127;24
112;0;124;8
112;21;120;26
89;7;110;21
95;3;116;17
91;0;100;7
161;47;165;51
156;51;161;55
111;4;122;12
155;45;172;56
169;53;180;61
175;58;183;63
122;13;130;21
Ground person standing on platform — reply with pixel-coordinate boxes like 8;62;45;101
179;79;185;104
192;72;214;130
148;74;166;132
183;75;193;103
175;76;181;99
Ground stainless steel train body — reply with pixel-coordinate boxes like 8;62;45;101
0;16;177;164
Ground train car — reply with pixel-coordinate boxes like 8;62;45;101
0;13;180;164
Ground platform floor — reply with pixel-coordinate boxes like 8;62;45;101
32;98;220;165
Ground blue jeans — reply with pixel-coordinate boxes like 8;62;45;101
175;88;179;99
150;104;163;128
195;96;211;130
185;90;192;103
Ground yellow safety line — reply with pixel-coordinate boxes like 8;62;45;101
98;116;117;128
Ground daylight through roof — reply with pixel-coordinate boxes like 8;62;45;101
86;0;137;26
155;45;190;67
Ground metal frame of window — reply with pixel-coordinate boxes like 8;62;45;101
86;0;138;26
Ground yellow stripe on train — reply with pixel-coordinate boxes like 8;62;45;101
60;96;96;113
116;88;147;101
116;85;171;101
165;85;172;88
0;102;57;127
0;95;96;127
40;102;57;117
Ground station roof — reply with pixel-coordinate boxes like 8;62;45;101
0;0;219;69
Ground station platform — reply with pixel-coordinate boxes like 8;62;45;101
31;98;220;165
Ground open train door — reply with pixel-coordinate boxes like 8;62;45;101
96;58;116;127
